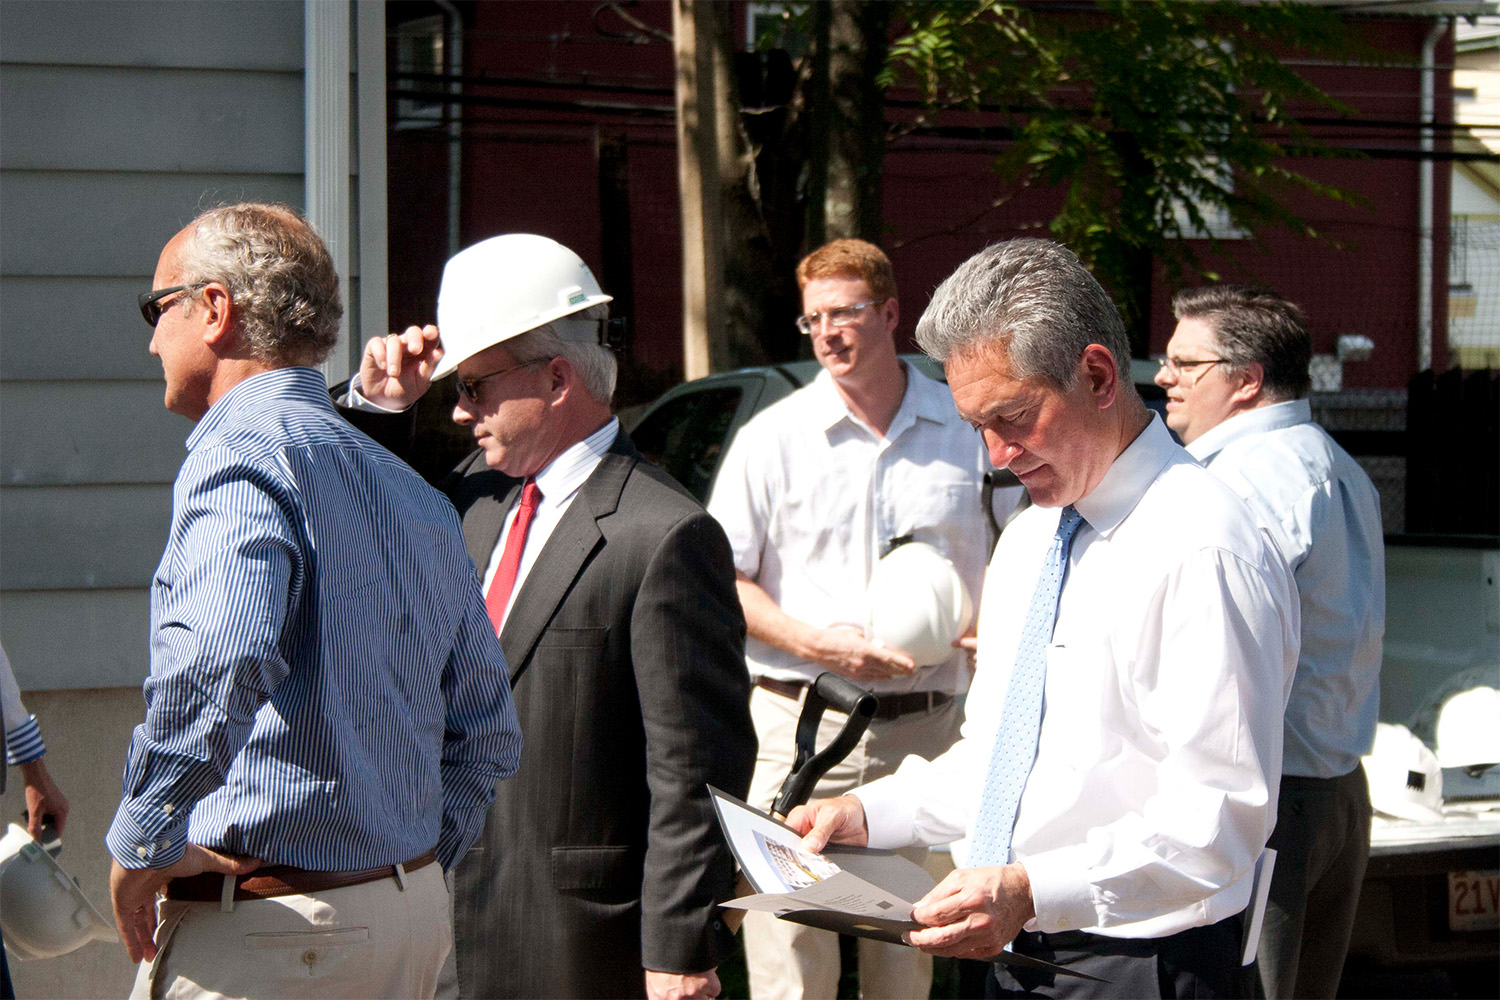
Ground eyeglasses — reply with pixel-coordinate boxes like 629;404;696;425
795;298;889;335
139;284;207;327
1158;357;1223;379
455;358;551;404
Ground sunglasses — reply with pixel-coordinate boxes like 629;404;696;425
138;283;207;327
455;358;552;404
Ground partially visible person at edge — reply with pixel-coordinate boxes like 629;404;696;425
1158;285;1384;1000
1;640;71;1000
706;238;995;1000
342;233;755;1000
107;202;521;1000
791;238;1299;998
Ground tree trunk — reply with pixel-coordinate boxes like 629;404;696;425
672;0;726;380
824;1;890;243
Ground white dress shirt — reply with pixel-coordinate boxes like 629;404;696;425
707;364;997;694
342;376;619;626
1188;399;1384;778
481;418;619;624
855;416;1299;938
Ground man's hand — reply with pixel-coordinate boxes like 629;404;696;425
645;969;720;1000
110;845;261;964
904;863;1035;959
785;794;870;852
18;759;69;838
357;324;443;410
808;627;916;682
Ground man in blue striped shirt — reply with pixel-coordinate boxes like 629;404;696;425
107;203;522;1000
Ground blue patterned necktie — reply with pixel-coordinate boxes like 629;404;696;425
968;505;1084;867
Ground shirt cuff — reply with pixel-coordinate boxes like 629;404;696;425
4;715;45;766
1018;845;1098;934
850;775;918;850
342;374;409;414
106;800;189;869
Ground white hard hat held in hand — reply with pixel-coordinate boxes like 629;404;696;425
866;541;974;667
0;823;116;960
433;234;613;380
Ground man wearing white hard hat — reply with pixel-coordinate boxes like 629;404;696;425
1158;286;1385;1000
346;233;755;1000
705;238;995;1000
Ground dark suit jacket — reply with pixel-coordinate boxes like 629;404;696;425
436;431;755;999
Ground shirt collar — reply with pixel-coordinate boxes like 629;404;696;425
1072;413;1180;538
531;416;619;506
810;361;952;436
187;367;332;451
1186;399;1312;464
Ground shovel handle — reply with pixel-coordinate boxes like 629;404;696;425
771;673;877;818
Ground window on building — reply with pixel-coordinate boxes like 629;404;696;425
394;14;446;131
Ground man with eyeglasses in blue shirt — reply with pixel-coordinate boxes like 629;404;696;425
707;238;995;1000
109;203;522;1000
1158;286;1385;1000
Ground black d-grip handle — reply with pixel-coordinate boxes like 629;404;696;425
770;672;878;818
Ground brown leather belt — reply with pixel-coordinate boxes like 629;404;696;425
165;849;437;902
755;677;953;720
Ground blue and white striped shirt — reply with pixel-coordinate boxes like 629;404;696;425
107;367;521;872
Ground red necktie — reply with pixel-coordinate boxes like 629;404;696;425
485;478;542;633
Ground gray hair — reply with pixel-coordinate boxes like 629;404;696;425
1171;285;1312;400
177;203;341;367
506;304;617;404
915;238;1130;388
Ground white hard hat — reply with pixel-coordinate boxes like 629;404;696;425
867;542;974;667
432;234;613;379
0;824;116;960
1363;723;1444;823
1436;686;1500;769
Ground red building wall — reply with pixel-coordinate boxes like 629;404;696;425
386;1;1454;400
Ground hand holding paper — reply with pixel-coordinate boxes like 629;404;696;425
785;794;869;852
904;863;1036;958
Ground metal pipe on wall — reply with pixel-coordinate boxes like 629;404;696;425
1418;17;1449;374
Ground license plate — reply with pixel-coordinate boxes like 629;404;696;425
1447;870;1500;932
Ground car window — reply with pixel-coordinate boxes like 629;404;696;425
631;386;745;503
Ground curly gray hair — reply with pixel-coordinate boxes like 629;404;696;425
176;203;342;367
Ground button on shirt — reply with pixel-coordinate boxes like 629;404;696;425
481;418;619;624
855;416;1299;937
1188;399;1384;778
106;368;523;873
707;365;992;695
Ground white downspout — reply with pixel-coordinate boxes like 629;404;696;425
1418;18;1448;374
307;0;353;383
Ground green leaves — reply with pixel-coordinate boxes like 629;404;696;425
886;0;1369;346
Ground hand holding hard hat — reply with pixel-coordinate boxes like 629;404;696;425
0;824;115;961
866;541;975;667
355;234;612;410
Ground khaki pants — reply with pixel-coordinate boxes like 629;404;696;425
743;684;962;1000
131;861;451;1000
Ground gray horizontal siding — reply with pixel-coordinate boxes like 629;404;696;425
1;277;163;380
0;1;303;71
0;171;304;277
0;589;150;690
0;484;172;590
0;64;303;173
2;382;191;485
